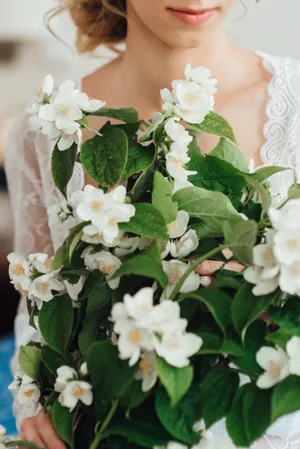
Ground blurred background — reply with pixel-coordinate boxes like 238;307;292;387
0;0;299;434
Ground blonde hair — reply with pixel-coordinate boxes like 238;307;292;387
48;0;127;53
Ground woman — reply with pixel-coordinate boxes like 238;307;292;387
5;0;300;448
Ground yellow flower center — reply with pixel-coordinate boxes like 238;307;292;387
56;104;70;117
99;263;114;275
108;217;117;227
139;359;152;374
23;389;34;398
128;330;142;345
91;200;103;212
36;283;49;294
289;239;300;250
292;263;300;276
91;233;102;240
12;264;25;276
20;289;28;298
35;89;43;100
268;360;282;376
72;386;84;399
166;266;182;285
168;222;177;232
44;259;52;270
184;91;198;102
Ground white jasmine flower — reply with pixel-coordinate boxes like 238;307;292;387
173;179;193;193
165;118;193;153
117;321;155;366
73;185;111;222
184;64;218;95
84;250;121;290
279;262;300;295
0;425;6;437
28;116;61;140
123;287;155;327
173;81;213;124
72;90;105;113
149;301;186;333
18;380;40;406
48;201;76;229
29;253;53;274
286;336;300;376
170;229;199;258
111;302;130;334
167;210;189;239
269;200;300;232
29;272;64;309
58;380;93;411
27;75;54;113
7;253;30;286
154;320;202;368
55;366;77;393
160;241;171;259
39;79;83;130
81;225;105;245
163;260;201;297
166;153;196;184
273;229;300;266
243;230;280;296
96;207;135;246
57;122;82;151
135;351;157;392
114;235;139;257
8;368;24;391
256;346;289;389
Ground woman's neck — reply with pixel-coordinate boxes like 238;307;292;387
116;9;243;113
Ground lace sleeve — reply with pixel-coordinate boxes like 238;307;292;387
4;113;54;429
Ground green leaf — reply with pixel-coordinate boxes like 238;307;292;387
52;244;68;270
187;155;246;195
7;441;45;449
241;173;271;213
181;289;232;332
155;387;201;445
51;143;77;197
86;341;136;400
200;368;239;428
113;254;168;288
102;121;141;138
138;115;165;144
122;141;155;180
41;346;67;377
80;128;128;187
269;298;300;335
52;399;76;447
129;162;156;202
232;282;275;342
44;391;59;412
120;381;151;412
265;330;291;348
211;137;248;172
109;417;170;448
78;314;101;355
155;357;193;406
120;203;169;241
39;295;74;356
226;383;272;447
189;111;237;144
224;219;257;265
152;171;178;224
19;346;42;380
82;270;111;317
231;321;266;377
212;277;241;290
288;184;300;199
196;332;224;354
272;376;300;422
253;166;289;183
174;186;242;236
65;222;88;262
90;106;139;123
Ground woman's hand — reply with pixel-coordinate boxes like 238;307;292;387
17;409;66;449
195;249;244;278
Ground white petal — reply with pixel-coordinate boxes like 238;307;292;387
160;88;174;104
256;372;279;389
243;266;262;284
39;104;57;122
58;135;74;151
252;279;279;296
43;75;54;96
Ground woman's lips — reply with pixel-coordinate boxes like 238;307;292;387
167;7;216;25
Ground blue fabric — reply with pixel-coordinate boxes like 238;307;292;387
0;335;17;434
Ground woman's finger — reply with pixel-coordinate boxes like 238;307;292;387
22;425;45;449
36;412;66;449
195;260;223;275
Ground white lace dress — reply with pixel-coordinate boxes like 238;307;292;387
5;51;300;448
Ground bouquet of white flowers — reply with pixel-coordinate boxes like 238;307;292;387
4;64;300;449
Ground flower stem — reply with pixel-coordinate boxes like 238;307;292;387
169;244;227;301
89;399;119;449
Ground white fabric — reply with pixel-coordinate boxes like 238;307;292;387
4;51;300;446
